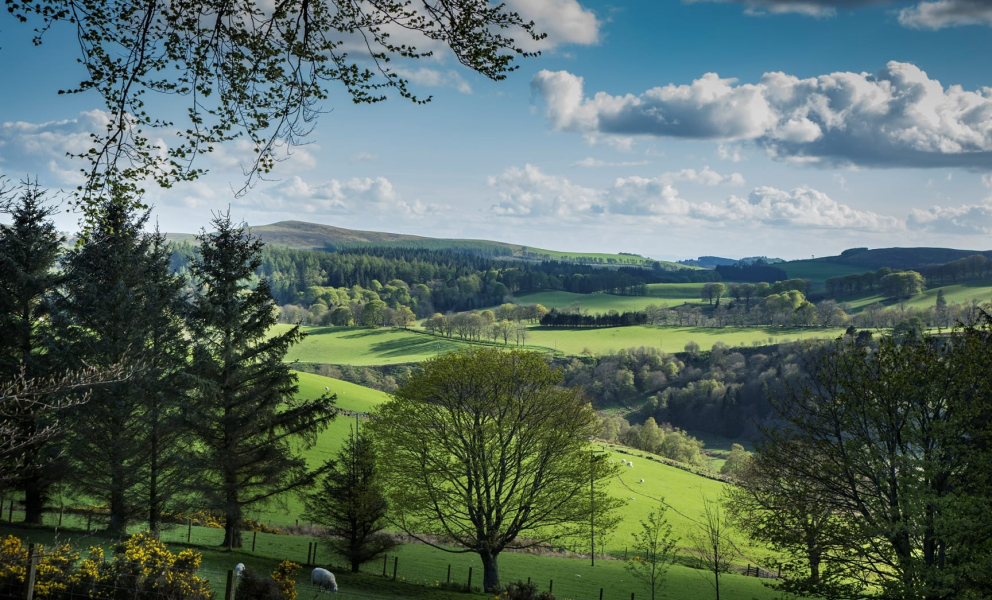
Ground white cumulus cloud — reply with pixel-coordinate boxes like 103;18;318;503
249;175;443;219
907;198;992;233
506;0;601;51
898;0;992;28
487;164;894;230
531;62;992;169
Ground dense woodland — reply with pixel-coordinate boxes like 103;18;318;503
169;243;717;318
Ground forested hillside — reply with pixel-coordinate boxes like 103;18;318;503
171;242;716;317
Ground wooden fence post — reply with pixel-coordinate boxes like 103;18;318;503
307;542;312;566
447;564;451;584
392;556;398;580
467;567;472;590
382;555;388;577
187;519;192;543
549;580;553;594
599;589;603;600
225;570;236;600
24;544;39;600
252;531;257;553
7;501;13;523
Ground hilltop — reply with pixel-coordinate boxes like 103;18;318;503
167;220;695;269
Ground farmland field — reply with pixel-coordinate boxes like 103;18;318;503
279;324;480;365
263;374;759;559
511;290;699;313
778;260;867;291
829;281;992;313
524;325;847;356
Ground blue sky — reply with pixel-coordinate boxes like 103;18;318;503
2;0;992;260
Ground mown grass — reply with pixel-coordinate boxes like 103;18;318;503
280;325;480;366
510;292;697;314
523;326;847;356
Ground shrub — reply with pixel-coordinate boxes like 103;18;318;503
498;580;555;600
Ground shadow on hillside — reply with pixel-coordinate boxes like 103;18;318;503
369;335;456;358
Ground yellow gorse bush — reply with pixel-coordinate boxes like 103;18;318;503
272;560;300;600
0;533;212;600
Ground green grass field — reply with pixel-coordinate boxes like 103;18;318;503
511;291;698;314
524;326;846;356
645;283;707;301
280;325;481;366
778;260;867;291
0;519;781;600
822;281;992;314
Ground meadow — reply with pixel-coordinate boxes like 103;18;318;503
523;326;847;356
0;519;780;600
279;325;481;365
831;281;992;313
510;290;699;313
777;259;866;291
245;373;769;565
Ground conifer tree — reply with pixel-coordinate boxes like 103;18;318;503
0;180;63;524
305;426;397;572
185;212;336;548
53;199;186;535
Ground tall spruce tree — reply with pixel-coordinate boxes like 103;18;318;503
0;181;64;524
186;212;336;548
135;228;190;535
53;200;186;536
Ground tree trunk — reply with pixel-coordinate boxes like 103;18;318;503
480;549;500;592
22;469;45;525
109;480;127;537
223;516;243;549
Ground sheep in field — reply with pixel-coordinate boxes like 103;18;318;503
235;564;245;578
311;568;338;594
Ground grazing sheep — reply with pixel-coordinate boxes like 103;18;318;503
628;462;633;467
629;497;635;500
311;568;338;594
639;478;645;483
235;563;245;578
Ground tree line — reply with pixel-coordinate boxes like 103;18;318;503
0;184;336;547
825;266;926;298
169;244;718;316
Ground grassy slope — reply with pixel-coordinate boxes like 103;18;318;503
276;374;763;559
282;325;481;366
524;326;846;356
778;260;866;291
511;291;699;313
1;522;779;600
828;281;992;313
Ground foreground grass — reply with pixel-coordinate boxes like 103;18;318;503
1;520;782;600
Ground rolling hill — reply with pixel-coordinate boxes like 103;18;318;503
167;220;694;269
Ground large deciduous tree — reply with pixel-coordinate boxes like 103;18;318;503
0;180;63;524
369;348;621;592
185;212;337;549
755;328;992;599
7;0;545;217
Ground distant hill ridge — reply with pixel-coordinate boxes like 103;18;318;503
818;247;992;270
165;220;692;269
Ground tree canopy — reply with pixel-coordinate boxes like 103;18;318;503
7;0;545;219
369;347;621;591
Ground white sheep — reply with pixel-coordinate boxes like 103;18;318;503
628;462;633;468
639;478;644;483
311;568;338;594
235;564;245;578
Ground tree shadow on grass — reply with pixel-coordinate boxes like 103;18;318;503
369;336;467;359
